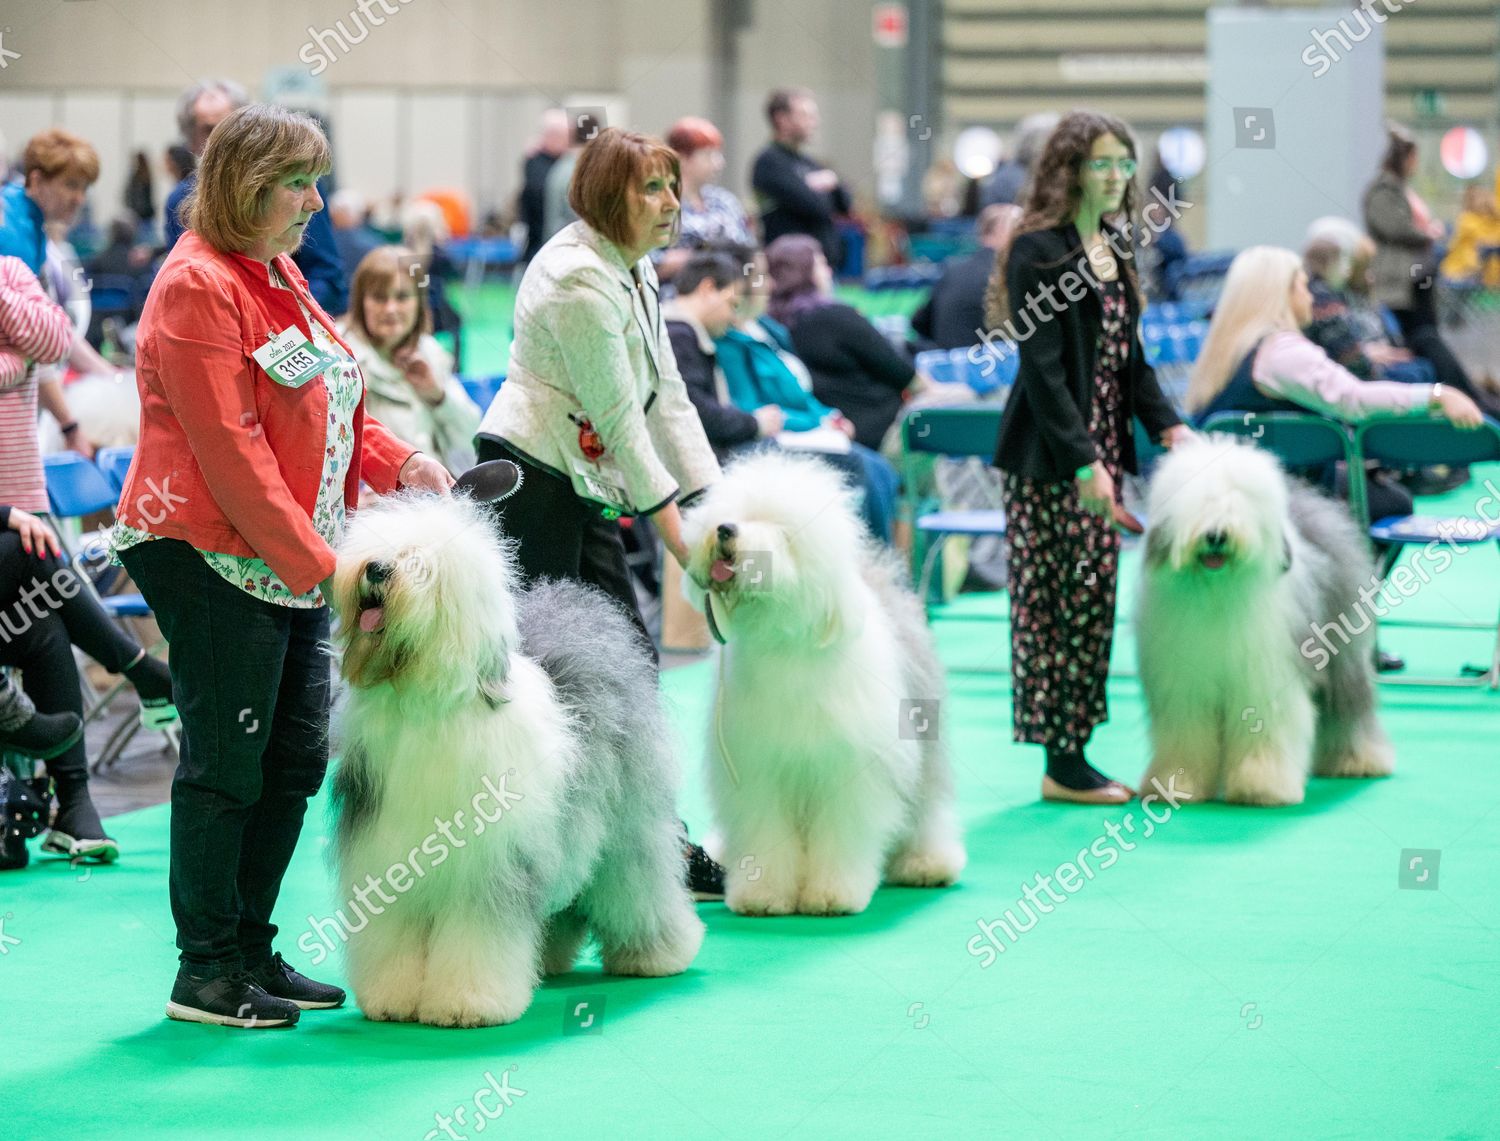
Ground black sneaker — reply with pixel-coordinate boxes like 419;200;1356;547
1377;648;1407;673
685;841;725;902
0;710;83;761
246;952;346;1009
1;830;28;871
166;968;301;1028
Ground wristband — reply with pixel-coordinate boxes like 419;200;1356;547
59;421;80;436
1075;463;1096;481
1428;383;1443;411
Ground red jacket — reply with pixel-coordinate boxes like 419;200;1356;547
118;232;416;595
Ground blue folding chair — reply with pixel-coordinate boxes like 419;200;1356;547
459;374;505;412
901;407;1007;620
42;452;178;770
95;445;135;494
1356;416;1500;688
1200;411;1367;527
915;349;960;385
956;343;1018;396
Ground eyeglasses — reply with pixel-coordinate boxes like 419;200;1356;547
1085;157;1138;177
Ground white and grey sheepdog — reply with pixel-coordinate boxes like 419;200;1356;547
682;451;966;916
330;493;702;1027
1136;434;1394;807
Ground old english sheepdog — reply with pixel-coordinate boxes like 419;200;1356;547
1136;435;1394;806
331;493;702;1028
682;452;966;916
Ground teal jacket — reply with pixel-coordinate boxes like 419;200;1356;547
713;317;835;433
0;181;46;275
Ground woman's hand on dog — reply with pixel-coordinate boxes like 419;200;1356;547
398;452;456;494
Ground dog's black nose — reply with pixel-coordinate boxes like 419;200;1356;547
364;560;393;585
717;523;737;542
1205;530;1227;550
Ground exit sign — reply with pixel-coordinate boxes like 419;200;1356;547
874;4;907;48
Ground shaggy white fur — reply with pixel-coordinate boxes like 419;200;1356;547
332;493;702;1027
1136;435;1394;807
682;452;966;916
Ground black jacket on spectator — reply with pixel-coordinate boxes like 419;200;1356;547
520;150;559;264
751;142;851;266
666;318;759;461
993;222;1180;481
784;303;914;451
911;247;995;351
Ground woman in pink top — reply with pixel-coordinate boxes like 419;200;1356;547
1187;245;1483;525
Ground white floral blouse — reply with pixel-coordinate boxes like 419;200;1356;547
112;265;361;608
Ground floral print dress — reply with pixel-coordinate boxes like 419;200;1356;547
1002;279;1129;751
111;265;361;608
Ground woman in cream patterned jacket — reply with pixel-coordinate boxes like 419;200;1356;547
476;127;720;659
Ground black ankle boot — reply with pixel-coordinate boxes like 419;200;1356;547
0;709;83;761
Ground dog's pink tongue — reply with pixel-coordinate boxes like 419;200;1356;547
710;558;736;583
358;606;385;633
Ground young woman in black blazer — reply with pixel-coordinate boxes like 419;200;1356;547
988;110;1191;804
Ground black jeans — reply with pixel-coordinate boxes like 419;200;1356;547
477;437;656;665
118;538;330;970
0;531;143;785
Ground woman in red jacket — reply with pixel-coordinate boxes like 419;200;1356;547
113;105;451;1030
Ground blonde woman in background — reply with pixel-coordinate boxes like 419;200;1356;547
1187;245;1484;525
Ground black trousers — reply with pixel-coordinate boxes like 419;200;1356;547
0;531;143;785
477;437;657;665
119;538;330;969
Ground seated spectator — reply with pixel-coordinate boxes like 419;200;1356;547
1440;184;1500;290
401;199;463;362
667;251;901;541
329;188;382;286
0;504;176;867
340;246;482;475
657;117;754;283
718;251;901;541
910;204;1020;352
1305;217;1500;420
766;234;946;450
1186;246;1484;527
664;252;785;462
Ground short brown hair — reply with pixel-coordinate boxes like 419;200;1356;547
185;103;331;254
765;87;813;128
568;127;680;248
346;245;431;357
1382;123;1418;178
23;129;100;184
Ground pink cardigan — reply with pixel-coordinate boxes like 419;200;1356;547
0;256;74;512
1253;331;1429;419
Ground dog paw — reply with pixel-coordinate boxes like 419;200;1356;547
603;914;704;977
1223;781;1305;807
796;880;874;916
1319;739;1395;779
885;846;966;887
360;1001;420;1023
725;887;797;917
418;988;532;1028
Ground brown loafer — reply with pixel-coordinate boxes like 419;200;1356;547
1041;775;1135;804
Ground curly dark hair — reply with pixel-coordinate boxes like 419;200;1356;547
985;109;1143;328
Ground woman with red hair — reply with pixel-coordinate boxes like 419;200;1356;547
657;117;754;281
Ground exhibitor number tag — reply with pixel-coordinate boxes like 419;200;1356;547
252;326;339;388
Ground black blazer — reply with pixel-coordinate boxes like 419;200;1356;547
992;221;1180;480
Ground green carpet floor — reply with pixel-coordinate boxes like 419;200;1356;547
5;474;1499;1139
